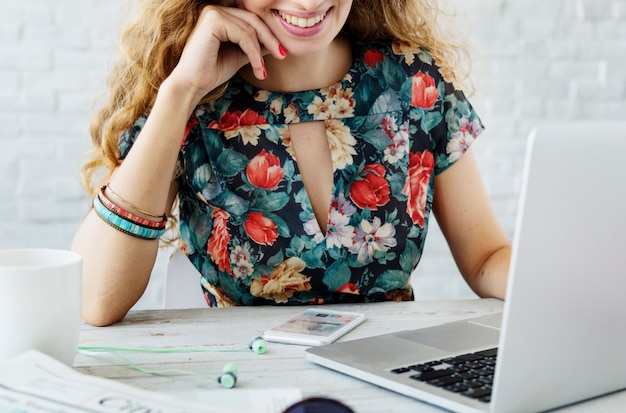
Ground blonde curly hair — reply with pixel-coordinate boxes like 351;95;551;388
81;0;474;196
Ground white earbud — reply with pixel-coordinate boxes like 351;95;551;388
218;363;238;388
249;336;266;354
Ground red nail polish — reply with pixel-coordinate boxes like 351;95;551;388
261;59;267;79
279;45;287;57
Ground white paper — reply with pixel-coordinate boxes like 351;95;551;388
0;350;302;413
165;389;304;413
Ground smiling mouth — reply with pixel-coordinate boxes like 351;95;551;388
277;10;328;28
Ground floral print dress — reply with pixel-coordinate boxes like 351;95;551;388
119;39;484;307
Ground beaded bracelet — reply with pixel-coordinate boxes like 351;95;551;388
98;187;166;229
93;195;166;240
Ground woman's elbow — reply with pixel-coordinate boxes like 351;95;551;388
81;298;129;327
467;243;512;300
81;279;136;326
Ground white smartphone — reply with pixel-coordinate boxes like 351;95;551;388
263;308;366;346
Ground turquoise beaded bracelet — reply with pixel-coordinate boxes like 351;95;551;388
98;189;166;229
93;195;166;240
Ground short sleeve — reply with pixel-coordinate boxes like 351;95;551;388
395;42;484;175
117;113;201;161
434;79;484;175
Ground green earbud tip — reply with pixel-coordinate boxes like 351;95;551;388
251;337;266;354
223;362;238;375
219;372;237;389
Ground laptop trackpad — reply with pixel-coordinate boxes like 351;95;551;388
394;319;500;353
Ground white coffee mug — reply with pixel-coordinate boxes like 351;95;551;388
0;248;82;366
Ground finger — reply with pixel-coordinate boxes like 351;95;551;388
208;13;267;79
220;6;285;60
223;29;267;79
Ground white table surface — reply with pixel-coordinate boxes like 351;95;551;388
74;299;626;412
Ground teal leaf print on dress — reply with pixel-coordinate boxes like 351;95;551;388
388;171;408;199
265;126;282;145
216;149;248;177
421;111;444;134
372;90;402;114
219;271;243;302
373;269;409;292
445;94;470;128
302;243;326;269
183;205;212;253
286;236;306;257
250;191;290;212
200;260;219;285
202;129;225;157
323;260;351;291
418;51;434;65
267;251;285;267
399;76;413;107
352;75;379;114
363;128;393;151
407;224;423;239
400;239;420;273
282;159;296;193
409;107;422;122
282;158;296;180
347;253;368;268
213;190;249;216
265;212;291;238
382;58;408;90
192;164;218;198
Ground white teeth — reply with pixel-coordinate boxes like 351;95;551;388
279;11;326;28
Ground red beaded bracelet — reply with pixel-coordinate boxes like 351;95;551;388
98;187;167;229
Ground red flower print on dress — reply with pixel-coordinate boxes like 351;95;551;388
210;111;239;131
244;211;279;245
337;282;360;295
364;49;384;68
209;109;265;130
402;151;434;228
410;72;438;109
207;208;232;274
208;109;268;145
246;150;284;189
349;163;390;210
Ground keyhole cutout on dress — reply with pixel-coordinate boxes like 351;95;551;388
288;121;333;234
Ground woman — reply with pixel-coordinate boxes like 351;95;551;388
73;0;511;326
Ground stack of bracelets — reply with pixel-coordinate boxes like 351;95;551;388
93;184;167;240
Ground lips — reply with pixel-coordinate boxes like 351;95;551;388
277;10;327;28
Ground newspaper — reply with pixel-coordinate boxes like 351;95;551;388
0;350;302;413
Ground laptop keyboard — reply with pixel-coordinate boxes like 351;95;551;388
390;347;498;403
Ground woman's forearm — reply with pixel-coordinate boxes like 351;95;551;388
72;212;161;326
73;80;198;326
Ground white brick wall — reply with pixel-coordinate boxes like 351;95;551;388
1;0;624;307
0;0;119;250
415;0;626;299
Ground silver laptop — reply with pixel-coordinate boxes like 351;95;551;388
306;122;626;412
